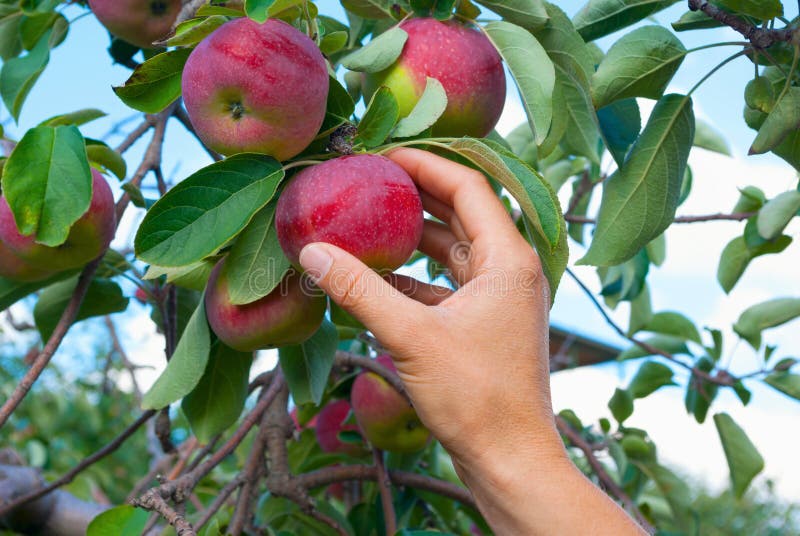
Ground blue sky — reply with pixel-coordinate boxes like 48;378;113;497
3;1;799;501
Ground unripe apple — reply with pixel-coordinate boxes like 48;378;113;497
182;18;330;161
204;260;327;352
351;355;430;453
363;18;506;138
0;170;116;272
314;399;365;456
0;240;56;282
88;0;181;49
275;154;423;272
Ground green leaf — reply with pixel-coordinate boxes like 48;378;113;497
749;87;800;155
534;2;595;79
757;190;800;240
32;277;127;340
645;232;666;266
246;0;277;23
712;0;782;20
694;119;731;155
598;98;641;166
135;154;284;267
340;26;408;73
474;0;548;30
573;0;679;42
734;298;800;350
393;77;448;138
142;300;211;410
320;30;348;55
0;14;23;61
113;48;191;114
88;505;149;536
356;86;399;147
279;320;338;406
183;343;253;443
628;283;652;336
763;372;800;401
734;185;766;213
592;26;686;109
718;232;792;294
144;259;218;292
579;94;694;266
0;28;50;121
628;361;675;398
672;10;723;32
714;413;765;498
635;462;692;523
685;358;717;423
644;311;701;344
39;108;106;127
162;15;228;46
320;76;355;133
608;388;633;423
556;63;601;164
618;334;690;361
225;202;291;305
340;0;394;19
0;271;72;311
87;142;127;181
2;125;91;246
484;21;555;145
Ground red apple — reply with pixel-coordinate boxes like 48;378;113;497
351;355;430;453
181;18;330;161
275;154;423;272
0;240;56;282
314;399;365;456
363;18;507;138
88;0;181;49
0;170;116;272
204;260;327;352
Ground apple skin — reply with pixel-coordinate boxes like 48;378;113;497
204;260;327;352
363;18;507;138
351;355;430;454
314;399;365;456
275;154;423;272
181;18;329;161
0;170;116;272
88;0;182;49
0;240;56;282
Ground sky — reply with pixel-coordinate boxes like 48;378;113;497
2;0;799;503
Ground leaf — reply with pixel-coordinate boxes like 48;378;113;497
33;276;129;340
246;0;277;23
534;2;594;79
763;372;800;401
714;413;765;498
757;190;800;240
573;0;680;42
672;10;723;32
734;298;800;350
225;202;291;305
320;30;348;55
135;154;283;267
161;15;228;46
39;108;106;127
356;86;399;148
113;48;191;114
340;26;408;73
644;311;701;344
685;357;717;423
597;98;641;166
557;63;601;164
484;21;555;145
617;335;690;361
608;388;633;423
628;361;675;398
183;343;253;443
749;87;800;155
87;142;127;181
694;119;731;155
0;271;72;312
142;300;211;410
320;76;355;133
88;505;149;536
473;0;548;31
144;259;218;292
579;94;694;266
635;462;692;523
628;283;652;336
592;25;686;109
711;0;782;20
340;0;394;19
718;237;750;293
2;125;91;246
279;320;338;406
393;77;448;138
0;28;49;121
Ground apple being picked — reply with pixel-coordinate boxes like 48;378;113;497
0;240;56;283
276;154;423;273
314;400;365;456
204;260;327;352
182;18;330;161
351;355;430;453
0;169;116;273
88;0;182;49
363;17;507;138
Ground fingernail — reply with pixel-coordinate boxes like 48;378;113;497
299;244;333;283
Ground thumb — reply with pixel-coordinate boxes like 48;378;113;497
299;243;422;342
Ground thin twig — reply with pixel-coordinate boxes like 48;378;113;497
563;212;756;225
194;475;245;530
334;351;411;404
373;449;397;535
688;0;795;48
132;492;195;536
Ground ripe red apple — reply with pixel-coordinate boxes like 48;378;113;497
363;18;507;138
275;154;423;272
204;260;327;352
0;170;116;272
0;240;56;282
181;18;330;161
314;399;365;456
351;355;430;453
88;0;181;49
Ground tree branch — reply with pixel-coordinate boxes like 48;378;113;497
373;449;397;536
564;212;755;225
132;492;194;536
688;0;796;48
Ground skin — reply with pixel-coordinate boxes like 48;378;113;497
88;0;181;49
276;154;423;273
0;170;116;272
314;399;365;456
298;149;647;536
181;18;330;161
351;355;430;453
363;18;506;138
204;260;327;352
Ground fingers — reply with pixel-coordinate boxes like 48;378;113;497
385;273;454;306
299;243;424;343
420;191;469;243
419;220;473;284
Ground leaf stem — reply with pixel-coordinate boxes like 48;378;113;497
688;50;749;96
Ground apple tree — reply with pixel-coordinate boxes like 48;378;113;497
0;0;799;534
